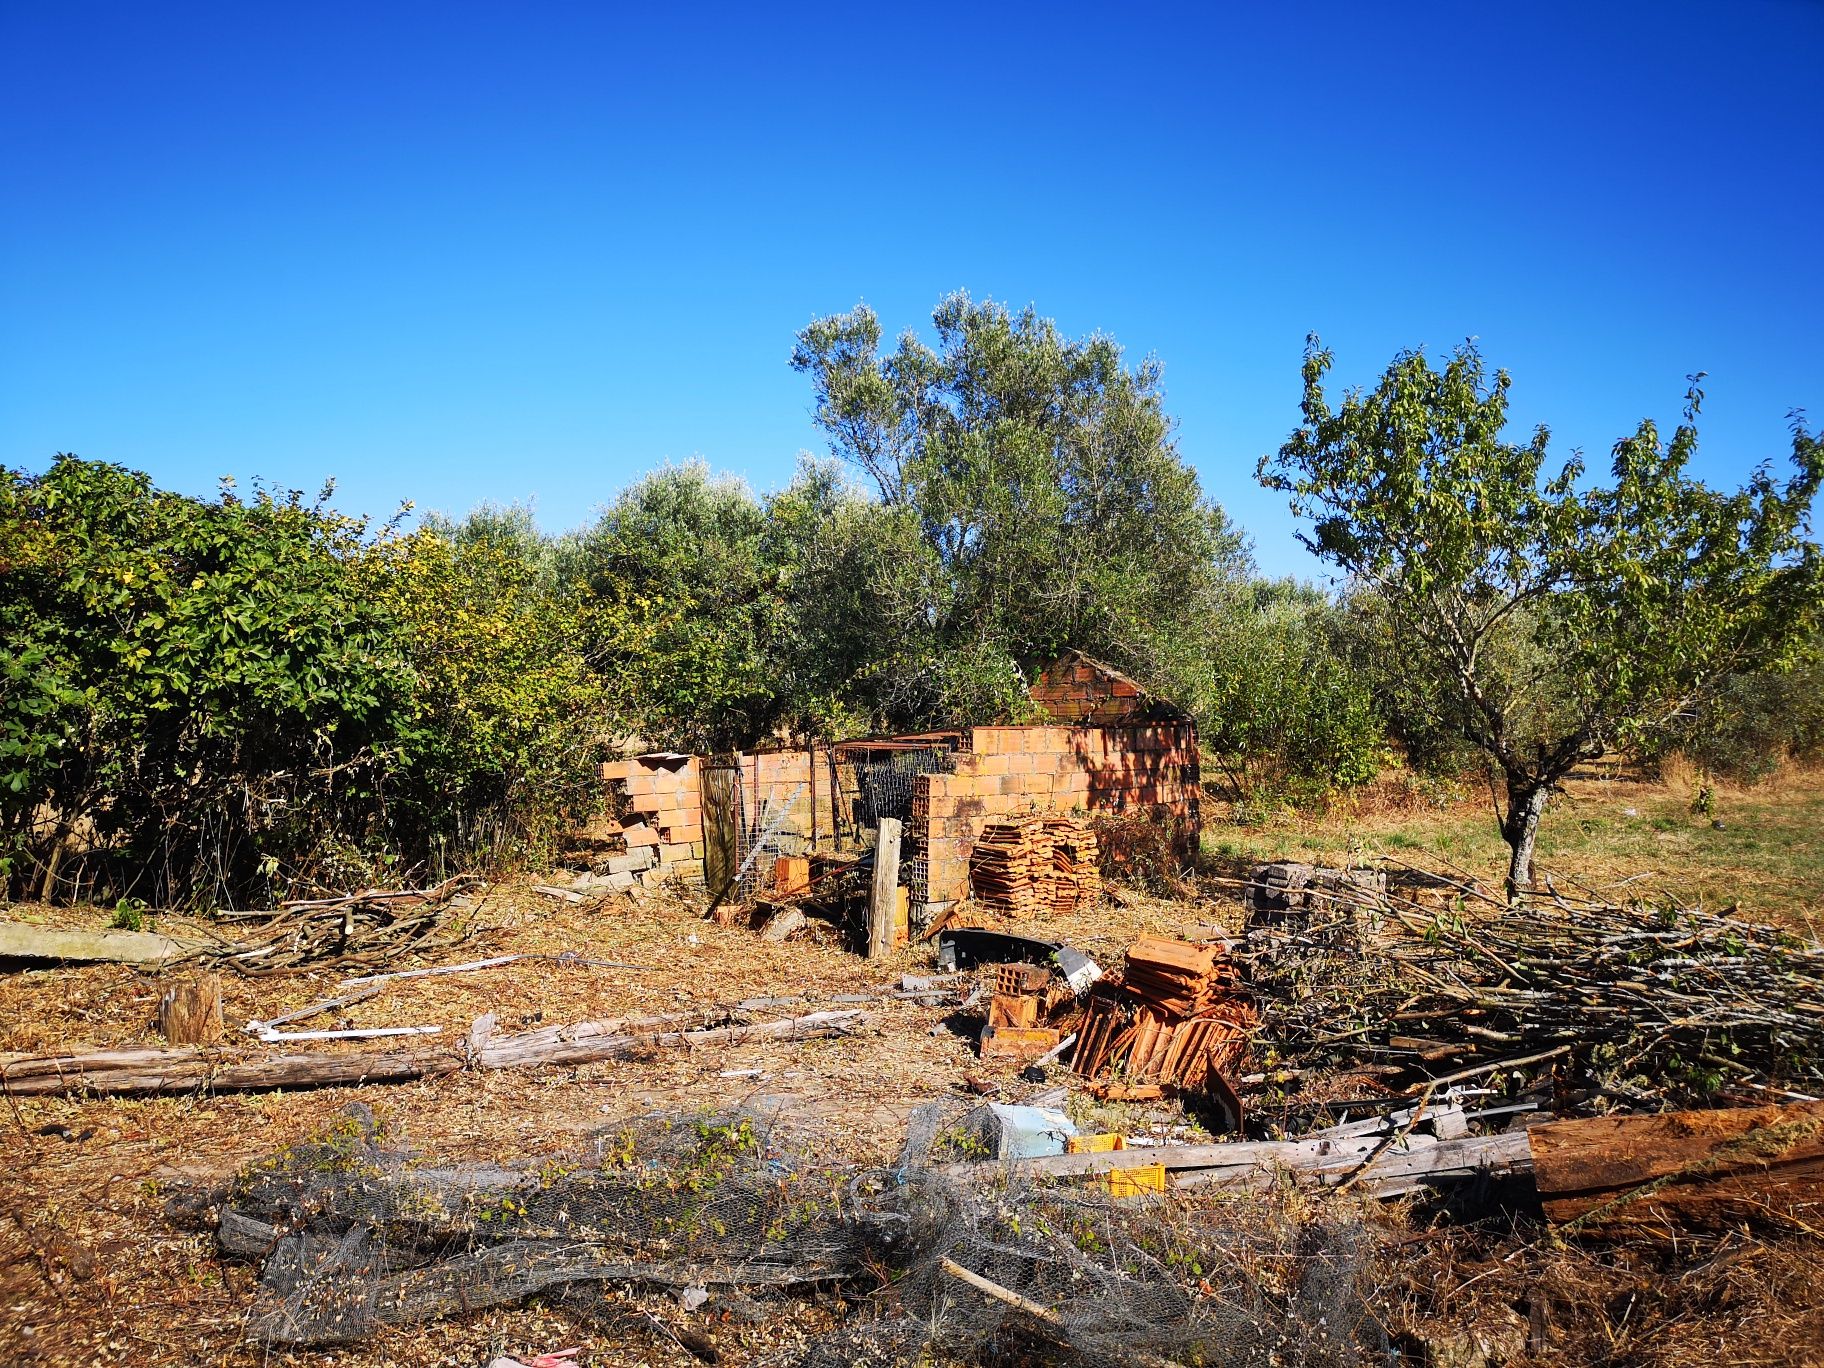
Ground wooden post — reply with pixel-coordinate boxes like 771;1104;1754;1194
156;973;223;1045
701;758;739;896
808;742;818;853
868;817;902;960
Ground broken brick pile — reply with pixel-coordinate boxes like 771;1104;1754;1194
1071;936;1256;1090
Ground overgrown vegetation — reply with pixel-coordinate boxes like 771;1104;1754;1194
4;295;1819;907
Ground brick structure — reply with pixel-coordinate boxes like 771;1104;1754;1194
1029;649;1176;724
595;753;706;887
592;654;1199;908
912;720;1198;909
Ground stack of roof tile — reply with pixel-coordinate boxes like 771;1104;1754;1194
1069;936;1255;1090
968;817;1053;916
1122;936;1235;1014
1042;816;1101;914
969;815;1104;916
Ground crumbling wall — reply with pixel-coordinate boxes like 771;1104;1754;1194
914;722;1199;908
596;748;833;891
596;754;705;888
592;722;1197;906
1028;652;1153;723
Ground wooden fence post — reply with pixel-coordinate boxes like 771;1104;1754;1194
868;818;903;959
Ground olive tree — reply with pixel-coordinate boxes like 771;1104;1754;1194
791;292;1251;716
1261;339;1823;896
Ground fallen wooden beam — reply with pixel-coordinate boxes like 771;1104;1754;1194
0;1008;872;1099
470;1008;871;1071
0;1042;461;1096
1531;1100;1824;1234
0;920;208;967
955;1126;1533;1199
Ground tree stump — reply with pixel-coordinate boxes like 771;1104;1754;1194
157;973;223;1045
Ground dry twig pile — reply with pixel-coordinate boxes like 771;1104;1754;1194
180;874;485;976
1250;867;1824;1105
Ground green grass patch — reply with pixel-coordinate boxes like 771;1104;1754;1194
1202;773;1824;931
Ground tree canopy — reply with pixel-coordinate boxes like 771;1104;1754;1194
1261;337;1824;893
792;292;1252;712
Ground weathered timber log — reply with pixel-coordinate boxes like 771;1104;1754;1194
759;906;807;943
0;920;208;966
0;1008;872;1098
157;973;223;1044
1531;1100;1824;1233
470;1008;870;1071
954;1127;1532;1199
0;1043;460;1096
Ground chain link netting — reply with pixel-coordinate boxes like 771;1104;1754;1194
217;1103;1385;1365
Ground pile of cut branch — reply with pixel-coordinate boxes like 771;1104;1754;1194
1251;868;1824;1106
180;874;485;976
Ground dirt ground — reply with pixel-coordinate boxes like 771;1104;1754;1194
2;850;1821;1367
0;878;1244;1367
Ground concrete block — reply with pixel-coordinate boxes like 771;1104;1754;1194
607;847;657;875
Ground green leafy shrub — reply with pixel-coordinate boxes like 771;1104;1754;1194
0;459;609;906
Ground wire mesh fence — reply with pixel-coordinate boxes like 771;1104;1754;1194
827;742;958;908
217;1101;1387;1366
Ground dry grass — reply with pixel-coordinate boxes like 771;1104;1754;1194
1206;762;1824;932
0;879;1204;1367
4;774;1824;1366
1391;1224;1824;1368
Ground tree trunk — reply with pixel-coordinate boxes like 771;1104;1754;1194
1501;779;1548;899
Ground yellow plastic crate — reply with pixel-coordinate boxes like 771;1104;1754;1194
1106;1162;1167;1197
1066;1132;1128;1154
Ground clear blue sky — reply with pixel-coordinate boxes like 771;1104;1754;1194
4;2;1820;578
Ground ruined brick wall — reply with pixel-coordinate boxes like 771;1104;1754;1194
593;723;1196;906
913;721;1199;907
597;755;705;888
597;747;832;890
1028;653;1151;723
